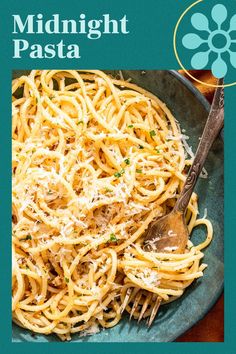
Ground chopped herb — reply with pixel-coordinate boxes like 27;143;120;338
127;124;134;128
50;95;55;99
77;121;83;125
136;169;142;174
105;187;112;193
65;277;69;283
149;130;156;137
26;265;30;270
114;168;125;178
124;158;130;165
155;148;160;153
109;233;117;242
138;145;144;149
21;235;32;241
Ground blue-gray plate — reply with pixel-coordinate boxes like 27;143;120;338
12;70;224;342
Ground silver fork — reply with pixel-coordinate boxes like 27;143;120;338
120;287;162;326
121;81;224;327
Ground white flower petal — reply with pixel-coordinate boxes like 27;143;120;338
229;14;236;32
191;51;209;70
211;4;227;28
191;13;210;32
182;33;205;49
211;56;227;78
229;51;236;68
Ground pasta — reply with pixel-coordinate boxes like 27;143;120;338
12;70;213;340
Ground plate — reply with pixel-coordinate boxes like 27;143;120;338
12;70;224;342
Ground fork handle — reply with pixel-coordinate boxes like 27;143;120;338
173;79;224;214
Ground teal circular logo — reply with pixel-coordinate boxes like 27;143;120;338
182;3;236;78
175;0;236;85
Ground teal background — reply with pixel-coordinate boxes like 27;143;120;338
0;0;235;353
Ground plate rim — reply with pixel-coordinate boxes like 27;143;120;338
168;70;211;113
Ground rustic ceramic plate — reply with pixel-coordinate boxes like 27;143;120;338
12;70;224;342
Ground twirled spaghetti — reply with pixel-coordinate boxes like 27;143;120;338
12;70;212;340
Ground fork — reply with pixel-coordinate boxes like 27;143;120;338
121;80;224;326
120;287;161;327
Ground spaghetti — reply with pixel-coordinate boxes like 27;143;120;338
12;70;213;340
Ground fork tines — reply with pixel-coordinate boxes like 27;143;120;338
147;295;161;327
123;287;162;326
138;292;152;323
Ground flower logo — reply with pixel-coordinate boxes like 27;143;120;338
182;3;236;78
